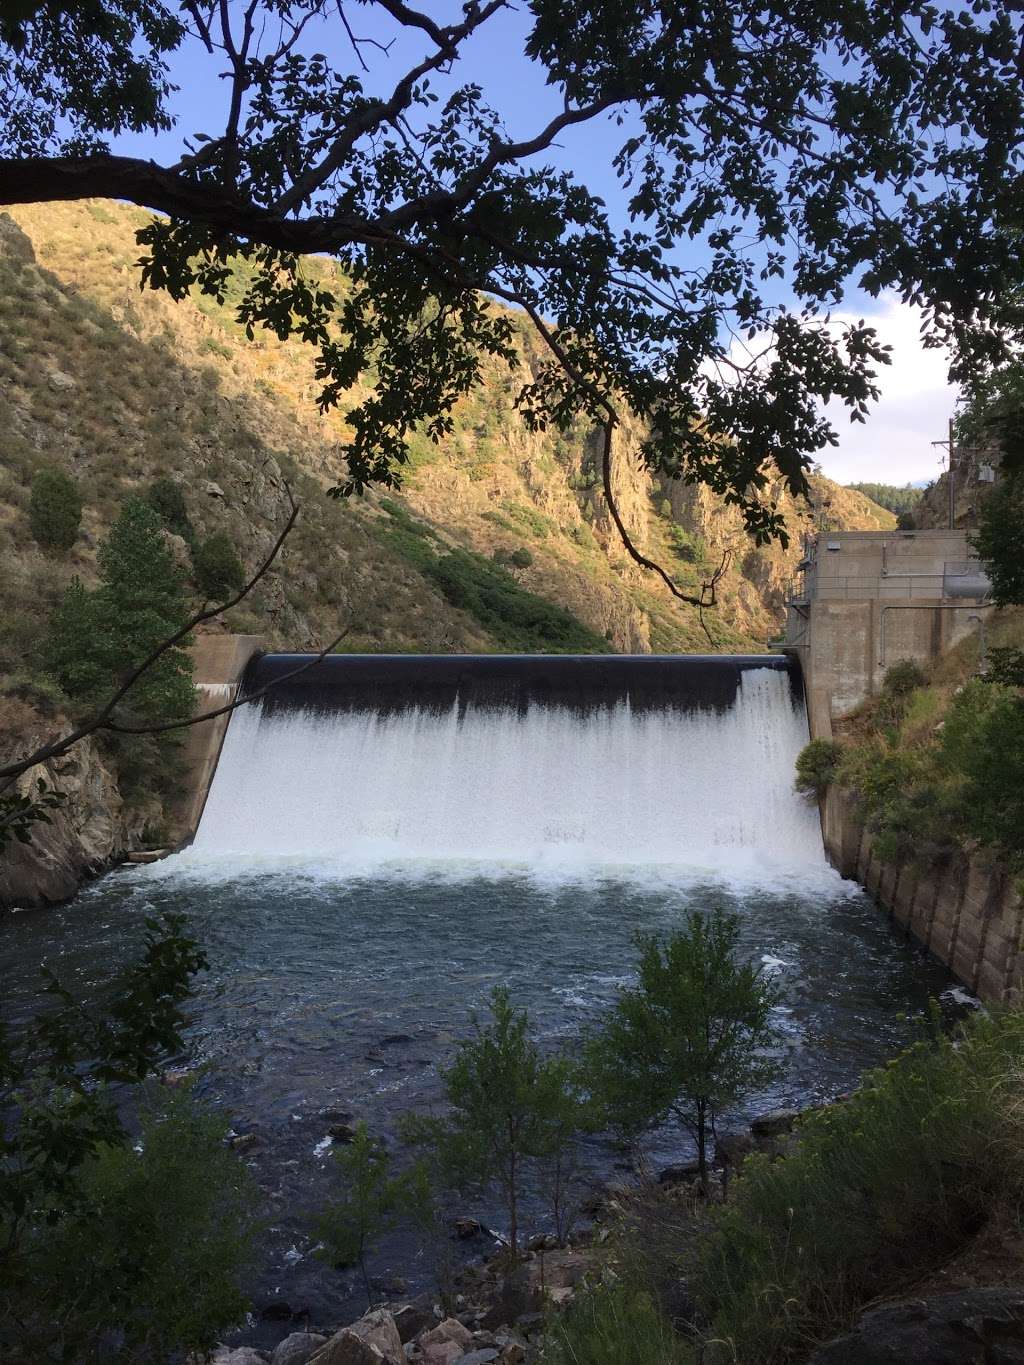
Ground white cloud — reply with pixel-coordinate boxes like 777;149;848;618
814;296;955;487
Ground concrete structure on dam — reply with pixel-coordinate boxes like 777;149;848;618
781;528;992;719
788;529;1022;1005
171;633;264;844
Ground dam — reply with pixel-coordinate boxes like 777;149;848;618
1;650;958;1327
187;653;823;875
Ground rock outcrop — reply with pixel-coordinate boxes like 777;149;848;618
807;1287;1024;1363
0;697;154;908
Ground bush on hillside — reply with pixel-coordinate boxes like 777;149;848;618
882;659;928;698
794;738;842;800
940;679;1024;868
691;1009;1024;1364
193;531;246;600
145;476;195;544
28;467;82;551
544;1283;692;1365
836;737;961;865
381;509;608;652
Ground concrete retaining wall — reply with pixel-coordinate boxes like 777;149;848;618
815;745;1024;1006
169;633;264;844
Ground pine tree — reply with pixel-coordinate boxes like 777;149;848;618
46;499;195;724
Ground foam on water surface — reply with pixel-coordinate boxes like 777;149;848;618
161;659;831;886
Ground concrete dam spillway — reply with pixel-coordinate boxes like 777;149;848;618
189;653;825;876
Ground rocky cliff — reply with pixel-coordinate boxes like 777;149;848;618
0;200;893;905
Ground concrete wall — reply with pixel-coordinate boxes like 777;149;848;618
809;696;1023;1006
169;634;264;845
785;530;990;718
799;597;988;718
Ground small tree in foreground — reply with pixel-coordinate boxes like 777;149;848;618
404;987;592;1261
585;910;781;1188
315;1123;411;1307
0;913;257;1361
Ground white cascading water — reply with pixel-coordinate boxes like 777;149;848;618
181;666;826;881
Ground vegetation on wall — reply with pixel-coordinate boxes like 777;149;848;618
796;632;1024;874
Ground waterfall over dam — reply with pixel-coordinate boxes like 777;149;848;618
186;653;825;878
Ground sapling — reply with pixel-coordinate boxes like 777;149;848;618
585;908;781;1188
316;1122;407;1306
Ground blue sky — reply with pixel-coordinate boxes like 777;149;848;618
109;2;955;489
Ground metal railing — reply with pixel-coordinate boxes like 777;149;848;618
787;562;990;605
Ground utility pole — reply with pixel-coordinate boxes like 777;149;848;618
948;416;955;529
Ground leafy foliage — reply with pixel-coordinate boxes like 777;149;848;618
973;473;1024;606
144;475;194;545
28;466;82;551
585;910;780;1185
403;987;594;1259
692;1009;1024;1364
3;1;1023;558
0;777;64;853
193;530;246;600
13;1086;258;1364
940;680;1024;869
316;1122;414;1306
44;497;195;724
794;738;842;800
0;913;246;1360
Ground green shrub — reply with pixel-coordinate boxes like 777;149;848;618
882;658;928;698
667;525;707;565
545;1283;693;1365
11;1086;257;1362
316;1123;411;1305
940;679;1024;867
691;1009;1024;1364
794;738;842;800
193;531;246;599
836;737;960;865
145;477;194;544
508;546;534;569
28;468;82;551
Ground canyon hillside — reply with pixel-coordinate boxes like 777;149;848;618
0;201;893;897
